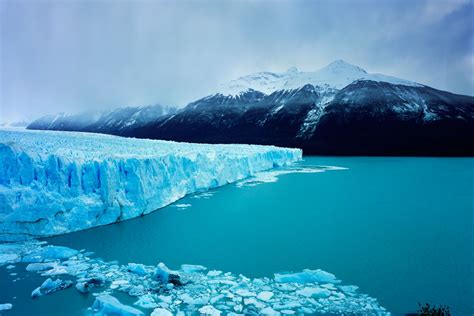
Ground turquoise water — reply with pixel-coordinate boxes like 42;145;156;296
1;157;473;315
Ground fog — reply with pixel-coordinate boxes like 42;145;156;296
1;0;472;122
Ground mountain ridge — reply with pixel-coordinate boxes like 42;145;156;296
216;60;423;97
27;60;474;156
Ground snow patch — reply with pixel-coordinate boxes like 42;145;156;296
217;60;422;97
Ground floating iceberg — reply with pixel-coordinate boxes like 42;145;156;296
22;246;79;262
275;269;341;284
154;262;181;285
92;294;144;316
127;263;149;276
26;262;57;272
0;129;301;241
151;307;173;316
0;303;12;311
31;278;73;298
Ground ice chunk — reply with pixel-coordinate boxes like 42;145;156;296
127;263;148;276
111;279;129;289
257;291;274;301
235;289;256;297
198;305;221;315
92;294;144;316
321;283;336;290
210;294;224;304
339;285;359;294
41;265;69;276
207;270;222;277
243;297;265;309
26;262;56;272
75;276;105;293
295;287;331;298
0;129;301;241
181;264;207;273
154;262;181;285
156;295;171;305
31;278;73;298
135;294;158;309
261;307;280;315
274;269;340;284
22;246;78;262
31;287;42;298
173;204;191;209
0;303;12;311
151;308;172;316
128;285;145;297
0;254;19;264
75;282;89;294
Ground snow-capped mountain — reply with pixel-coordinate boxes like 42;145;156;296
28;104;177;135
217;60;421;96
27;60;474;155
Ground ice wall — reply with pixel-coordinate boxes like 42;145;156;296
0;129;301;241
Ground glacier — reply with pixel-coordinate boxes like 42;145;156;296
0;128;301;241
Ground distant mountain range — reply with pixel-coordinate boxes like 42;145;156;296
0;120;31;128
28;104;177;136
27;60;474;155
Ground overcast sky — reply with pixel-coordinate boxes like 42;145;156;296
1;0;473;122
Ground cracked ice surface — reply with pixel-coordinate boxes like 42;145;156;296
0;241;389;315
0;129;301;241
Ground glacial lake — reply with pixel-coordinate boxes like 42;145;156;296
1;157;473;315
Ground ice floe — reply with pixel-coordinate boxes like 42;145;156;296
151;307;173;316
275;269;340;284
236;165;348;188
173;204;192;209
22;246;79;262
127;263;149;276
92;294;144;316
31;278;73;298
0;240;389;315
192;191;216;199
0;303;12;311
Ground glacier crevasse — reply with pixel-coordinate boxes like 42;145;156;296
0;129;301;241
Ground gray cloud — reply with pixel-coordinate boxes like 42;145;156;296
1;0;473;122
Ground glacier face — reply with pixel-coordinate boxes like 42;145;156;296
0;129;301;241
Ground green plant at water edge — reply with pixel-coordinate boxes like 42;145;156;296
417;303;451;316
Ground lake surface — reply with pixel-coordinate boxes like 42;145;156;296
1;157;473;315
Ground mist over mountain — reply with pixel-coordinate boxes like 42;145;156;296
27;60;474;156
28;104;177;135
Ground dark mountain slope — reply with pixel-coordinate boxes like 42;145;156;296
308;81;474;155
129;81;474;155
